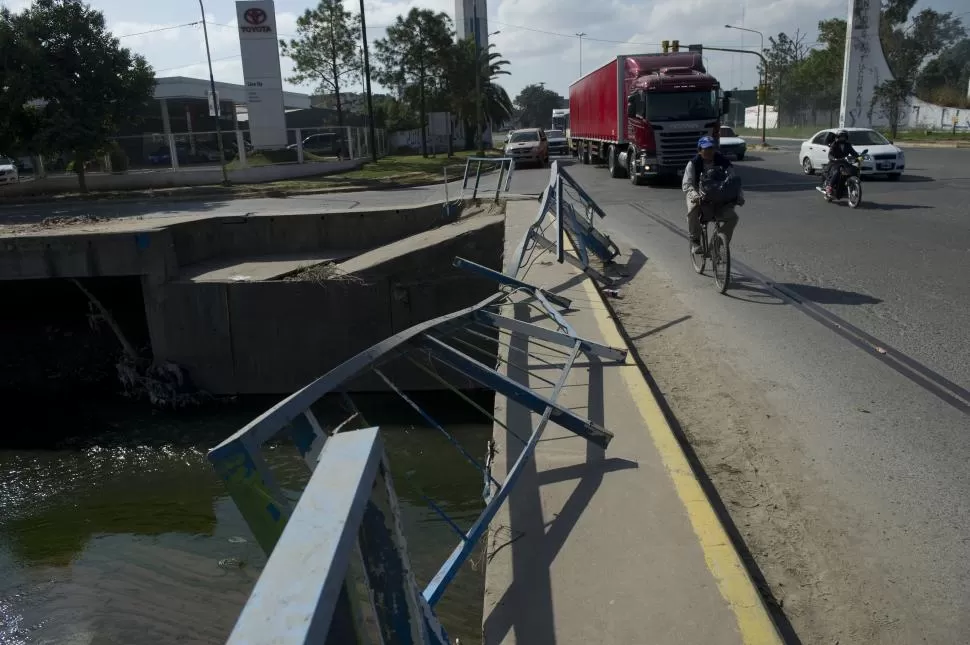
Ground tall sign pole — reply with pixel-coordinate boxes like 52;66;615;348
200;0;230;185
358;0;378;162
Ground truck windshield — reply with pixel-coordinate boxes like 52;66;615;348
646;90;717;121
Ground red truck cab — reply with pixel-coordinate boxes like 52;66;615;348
569;52;731;185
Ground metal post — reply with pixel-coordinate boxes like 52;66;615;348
474;3;484;156
705;44;769;145
576;32;586;76
200;0;230;185
358;0;378;163
724;25;766;145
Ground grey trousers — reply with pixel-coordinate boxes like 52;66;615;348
688;203;739;243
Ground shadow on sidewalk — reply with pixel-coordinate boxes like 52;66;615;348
482;300;638;644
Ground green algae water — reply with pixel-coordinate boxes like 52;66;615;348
0;396;489;644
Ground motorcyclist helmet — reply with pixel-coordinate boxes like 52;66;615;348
836;129;848;140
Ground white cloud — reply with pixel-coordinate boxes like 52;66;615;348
493;0;848;98
4;0;964;104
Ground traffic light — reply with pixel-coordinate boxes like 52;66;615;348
661;40;669;53
756;84;765;103
671;40;680;52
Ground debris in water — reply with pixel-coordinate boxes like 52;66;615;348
218;557;245;569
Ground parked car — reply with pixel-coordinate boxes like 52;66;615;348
0;156;20;185
148;146;185;165
545;129;569;156
718;126;746;160
503;128;549;167
799;127;904;180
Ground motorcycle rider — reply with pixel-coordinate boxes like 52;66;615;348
683;135;743;254
823;130;860;196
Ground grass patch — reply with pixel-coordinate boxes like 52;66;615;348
4;150;507;205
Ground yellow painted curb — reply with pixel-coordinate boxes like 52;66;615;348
568;237;784;644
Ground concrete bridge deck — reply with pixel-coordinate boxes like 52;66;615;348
482;201;783;644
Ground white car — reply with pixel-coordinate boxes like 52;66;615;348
799;127;904;180
0;155;19;186
718;126;747;160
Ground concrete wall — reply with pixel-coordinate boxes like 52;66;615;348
0;203;448;281
0;159;362;198
147;215;505;394
0;228;178;281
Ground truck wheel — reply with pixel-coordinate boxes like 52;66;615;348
581;145;591;165
608;146;627;179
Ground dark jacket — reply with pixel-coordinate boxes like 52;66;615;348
686;152;731;190
828;140;859;162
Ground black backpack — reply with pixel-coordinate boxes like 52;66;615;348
699;166;742;204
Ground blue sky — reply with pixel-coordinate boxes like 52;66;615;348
1;0;965;101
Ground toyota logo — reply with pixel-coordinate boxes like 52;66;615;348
243;8;267;25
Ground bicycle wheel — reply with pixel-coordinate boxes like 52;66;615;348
690;226;707;274
711;231;731;293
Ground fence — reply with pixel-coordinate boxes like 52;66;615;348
210;159;624;642
18;126;388;178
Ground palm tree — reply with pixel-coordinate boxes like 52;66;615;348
444;39;514;153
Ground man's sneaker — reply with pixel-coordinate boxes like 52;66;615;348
691;240;703;255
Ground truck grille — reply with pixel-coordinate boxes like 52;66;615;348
655;128;708;168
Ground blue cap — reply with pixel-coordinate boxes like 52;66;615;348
698;135;716;149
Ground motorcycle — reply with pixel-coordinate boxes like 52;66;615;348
816;148;867;208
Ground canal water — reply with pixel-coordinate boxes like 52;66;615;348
0;394;490;644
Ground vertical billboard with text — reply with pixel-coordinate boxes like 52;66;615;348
236;0;288;149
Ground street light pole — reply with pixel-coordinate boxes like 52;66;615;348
576;32;586;76
199;0;230;185
725;24;766;144
358;0;379;162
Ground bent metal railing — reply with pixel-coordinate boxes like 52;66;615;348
209;159;624;644
459;156;515;201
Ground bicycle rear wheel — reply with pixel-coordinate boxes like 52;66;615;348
711;231;731;293
690;225;707;274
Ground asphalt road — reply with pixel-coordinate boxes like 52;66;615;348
504;149;970;642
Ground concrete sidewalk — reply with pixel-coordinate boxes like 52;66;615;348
481;201;783;644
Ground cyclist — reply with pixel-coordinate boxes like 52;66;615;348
683;135;743;255
823;130;860;196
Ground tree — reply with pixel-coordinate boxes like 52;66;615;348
374;9;454;157
870;79;912;138
11;0;154;192
513;84;565;128
916;38;970;108
758;30;810;125
280;0;360;129
879;0;965;88
0;8;34;156
442;39;514;152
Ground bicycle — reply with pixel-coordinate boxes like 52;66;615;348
690;200;733;294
